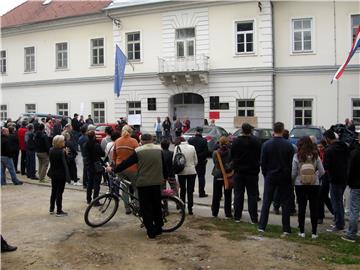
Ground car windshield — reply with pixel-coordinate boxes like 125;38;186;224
290;128;322;139
95;126;107;132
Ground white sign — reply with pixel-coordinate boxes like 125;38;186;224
128;114;141;125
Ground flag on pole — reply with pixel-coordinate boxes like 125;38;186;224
114;45;127;97
331;26;360;83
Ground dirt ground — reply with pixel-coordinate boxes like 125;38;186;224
1;183;357;270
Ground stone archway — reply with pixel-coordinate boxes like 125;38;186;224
169;93;204;128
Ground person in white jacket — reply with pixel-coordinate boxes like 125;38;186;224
174;137;198;215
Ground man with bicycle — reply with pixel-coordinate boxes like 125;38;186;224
106;133;168;239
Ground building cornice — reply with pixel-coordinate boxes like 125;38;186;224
1;13;111;38
275;65;360;74
106;1;236;18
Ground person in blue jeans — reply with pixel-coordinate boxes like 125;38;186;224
154;117;162;144
323;129;349;232
342;133;360;242
1;128;23;185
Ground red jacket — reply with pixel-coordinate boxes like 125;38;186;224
18;127;27;151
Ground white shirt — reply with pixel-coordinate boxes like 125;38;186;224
173;142;198;175
105;142;115;164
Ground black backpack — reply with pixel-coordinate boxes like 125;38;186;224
173;146;186;174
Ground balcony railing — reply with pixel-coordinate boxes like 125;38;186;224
158;54;209;74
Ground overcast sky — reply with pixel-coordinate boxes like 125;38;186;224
0;0;27;15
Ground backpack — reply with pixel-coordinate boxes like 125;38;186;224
299;157;316;185
173;146;186;174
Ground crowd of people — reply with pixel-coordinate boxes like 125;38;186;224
1;114;359;243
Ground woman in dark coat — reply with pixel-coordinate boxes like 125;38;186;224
84;130;105;204
48;135;70;217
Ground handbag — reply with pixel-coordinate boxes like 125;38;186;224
94;160;104;174
216;151;233;190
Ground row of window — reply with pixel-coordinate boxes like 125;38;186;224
2;99;359;125
1;14;358;74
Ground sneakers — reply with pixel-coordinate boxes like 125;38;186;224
73;182;82;186
14;181;23;185
311;234;318;239
281;232;290;238
234;219;241;223
326;226;344;233
56;211;68;217
341;235;356;243
298;232;305;238
49;209;54;215
257;228;265;233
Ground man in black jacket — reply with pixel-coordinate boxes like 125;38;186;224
342;133;360;242
323;129;349;232
189;127;209;197
231;123;261;223
258;122;294;235
8;126;20;174
1;128;23;185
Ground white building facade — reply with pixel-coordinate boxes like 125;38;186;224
1;0;359;133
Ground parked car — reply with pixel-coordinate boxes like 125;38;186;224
289;126;326;145
183;126;229;153
17;113;71;125
229;128;273;145
95;123;118;142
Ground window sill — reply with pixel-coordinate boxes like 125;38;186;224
127;61;143;65
89;65;106;69
24;71;36;74
233;52;257;57
290;51;316;56
55;68;69;72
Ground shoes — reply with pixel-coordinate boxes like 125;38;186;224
199;193;208;198
147;235;156;240
234;219;241;223
250;219;258;225
155;228;163;236
39;179;46;183
49;209;54;215
311;234;318;239
281;232;290;238
317;219;323;224
326;227;344;233
93;202;101;207
298;232;305;238
16;170;20;174
30;176;39;180
125;210;132;215
257;228;265;233
257;197;262;202
1;242;17;253
225;215;233;219
73;182;82;186
341;235;356;243
188;210;193;215
14;181;23;185
273;208;280;215
56;211;68;217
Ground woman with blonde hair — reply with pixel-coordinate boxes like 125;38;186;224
113;125;139;214
48;135;70;216
211;136;233;218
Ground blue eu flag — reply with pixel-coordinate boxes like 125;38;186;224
114;45;127;97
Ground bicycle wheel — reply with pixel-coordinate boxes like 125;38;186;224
84;193;119;227
161;195;185;232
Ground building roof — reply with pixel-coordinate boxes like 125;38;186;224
1;0;112;29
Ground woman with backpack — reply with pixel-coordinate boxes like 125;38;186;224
211;136;233;218
292;136;325;239
173;137;198;215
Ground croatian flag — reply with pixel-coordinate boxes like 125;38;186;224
114;45;127;97
332;26;360;83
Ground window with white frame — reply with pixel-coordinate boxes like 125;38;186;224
126;32;141;61
25;104;36;114
353;99;360;126
24;46;35;72
56;103;69;116
128;101;141;115
0;50;6;74
92;102;105;123
236;21;254;53
90;38;104;66
237;99;255;117
294;99;312;125
56;42;68;69
292;18;313;52
0;105;7;121
175;28;195;58
351;14;360;42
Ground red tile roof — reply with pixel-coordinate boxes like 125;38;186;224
1;0;112;29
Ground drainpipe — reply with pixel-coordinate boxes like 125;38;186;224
333;0;339;123
271;1;276;125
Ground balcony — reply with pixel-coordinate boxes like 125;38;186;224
158;54;209;85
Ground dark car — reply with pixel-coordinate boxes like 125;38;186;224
229;128;273;144
289;126;326;145
183;126;229;153
17;113;71;125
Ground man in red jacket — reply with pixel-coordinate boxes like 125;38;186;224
17;121;28;175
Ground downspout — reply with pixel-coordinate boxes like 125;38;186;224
333;0;339;123
271;1;275;125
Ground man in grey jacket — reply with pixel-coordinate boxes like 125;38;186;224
107;133;168;239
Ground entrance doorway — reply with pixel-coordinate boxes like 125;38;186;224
170;93;204;128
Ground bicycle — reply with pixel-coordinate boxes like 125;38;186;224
84;173;186;232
